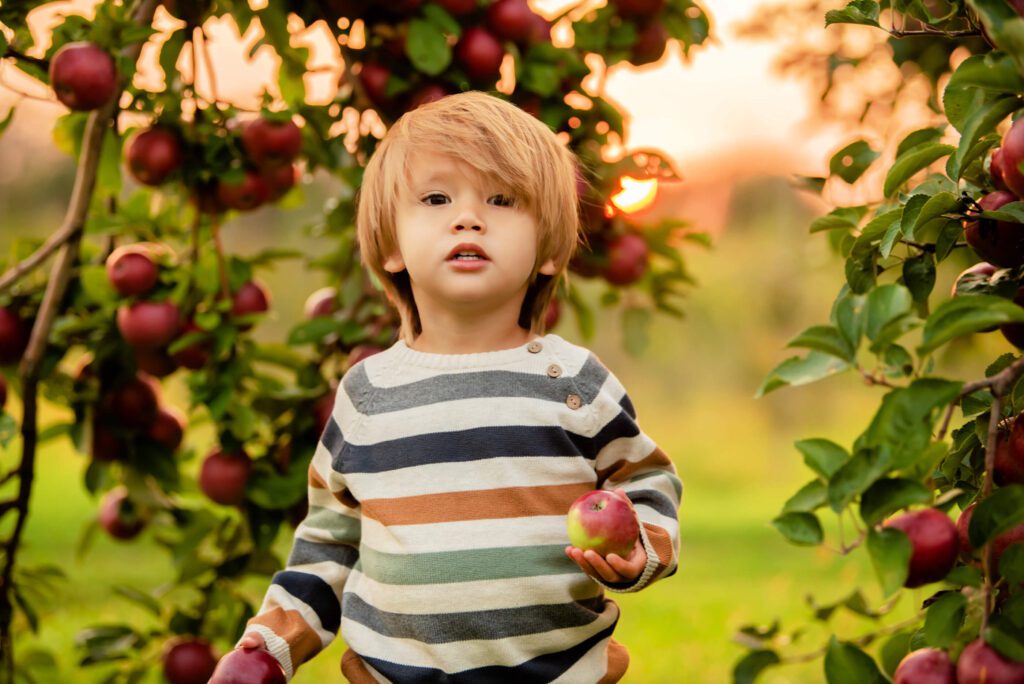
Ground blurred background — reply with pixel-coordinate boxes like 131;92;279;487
0;0;1006;681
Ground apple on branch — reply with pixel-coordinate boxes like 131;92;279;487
163;637;219;684
49;42;118;111
883;508;958;588
893;648;955;684
957;639;1024;684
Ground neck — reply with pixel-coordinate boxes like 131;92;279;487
411;304;536;355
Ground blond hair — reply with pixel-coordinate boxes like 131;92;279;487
356;91;581;344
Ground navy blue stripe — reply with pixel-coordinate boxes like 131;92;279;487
340;425;596;474
270;571;341;634
287;537;358;569
626;488;677;519
359;620;618;683
619;393;636;420
590;410;640;459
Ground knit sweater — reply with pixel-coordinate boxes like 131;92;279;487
244;333;681;683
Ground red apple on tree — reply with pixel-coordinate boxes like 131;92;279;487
950;262;997;298
232;280;271;330
216;170;270;212
456;27;506;83
98;488;146;540
199;449;252;506
90;419;124;463
991;148;1011;192
262;162;297;201
603;232;649;285
487;0;536;42
106;247;159;297
209;648;287;684
304;287;338;319
630;20;668;66
117;300;181;349
610;0;666;19
163;637;219;684
171;319;212;369
566;490;640;558
963;191;1024;268
883;508;959;588
1000;116;1024;197
893;648;955;684
348;344;383;367
241;117;302;168
126;127;183;186
0;307;30;366
104;374;160;429
133;346;178;377
49;42;118;111
995;416;1024;485
147;404;186;453
407;83;449;110
359;62;393;109
956;639;1024;684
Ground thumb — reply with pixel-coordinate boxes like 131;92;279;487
238;633;264;650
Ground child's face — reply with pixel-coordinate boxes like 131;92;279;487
384;151;556;318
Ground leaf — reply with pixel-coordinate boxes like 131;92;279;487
421;3;461;36
828;449;885;512
756;352;851;397
924;592;966;648
859;478;933;526
983;622;1024;662
772;512;824;546
825;0;881;27
862;379;963;469
783;480;828;514
919;295;1024;355
867;527;913;597
406;18;452;76
79;265;118;305
897;127;946;158
786;325;855;361
824;636;887;684
883;143;955;197
732;650;781;684
111;586;161;617
903;253;936;306
912;192;962;235
810;206;868;233
949;96;1020;180
864;284;913;343
968;484;1024;549
946;52;1024;95
796;438;850;479
830;140;879;183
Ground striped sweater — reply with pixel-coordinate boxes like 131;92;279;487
245;333;681;682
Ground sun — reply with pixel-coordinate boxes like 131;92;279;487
610;176;659;215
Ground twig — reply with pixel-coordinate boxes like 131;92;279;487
888;28;981;38
859;367;896;388
980;392;1003;634
1;48;48;70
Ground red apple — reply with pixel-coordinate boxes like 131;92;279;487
163;637;219;684
133;346;178;377
526;12;552;44
991;148;1011;192
104;375;160;429
995;418;1024;485
1001;117;1024;198
883;508;959;588
488;0;536;42
199;449;251;506
957;639;1024;684
90;419;124;462
610;0;666;19
894;648;955;684
456;27;505;83
217;171;269;211
304;287;337;319
950;262;997;298
407;83;449;110
106;248;159;297
0;307;30;366
963;191;1024;267
262;163;297;201
630;20;668;66
49;42;118;111
603;233;649;285
171;320;211;369
126;127;183;186
957;502;977;560
147;404;186;452
98;488;146;540
1002;285;1024;349
232;280;271;329
161;0;213;24
209;648;287;684
117;300;181;349
435;0;476;14
359;62;393;108
241;117;302;168
0;376;6;410
1013;0;1024;17
566;490;640;558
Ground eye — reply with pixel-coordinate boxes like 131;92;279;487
489;194;517;207
422;193;448;206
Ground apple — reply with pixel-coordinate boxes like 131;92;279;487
436;0;476;14
883;508;958;588
545;297;560;330
456;27;505;83
163;637;219;684
104;375;160;429
209;648;287;684
359;62;393;109
147;404;186;452
950;262;997;298
957;639;1024;684
171;319;211;369
304;287;338;319
0;376;6;410
199;449;251;506
98;488;145;540
49;42;118;111
117;300;181;349
488;0;536;42
991;148;1011;192
133;347;178;377
1002;285;1024;349
90;419;124;462
106;248;159;297
348;344;383;367
603;233;649;285
262;163;297;201
0;307;30;366
963;191;1024;267
526;12;552;44
893;648;955;684
161;0;213;25
232;280;271;329
126;127;183;186
610;0;666;19
407;83;449;110
217;171;270;211
1000;117;1024;197
630;20;668;66
242;117;302;168
566;490;640;558
995;424;1024;485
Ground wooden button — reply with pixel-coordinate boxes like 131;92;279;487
527;341;543;353
566;394;581;410
547;364;562;378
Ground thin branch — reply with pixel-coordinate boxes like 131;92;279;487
887;28;981;38
859;367;897;388
980;392;1003;634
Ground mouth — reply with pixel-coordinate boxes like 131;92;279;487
447;243;490;261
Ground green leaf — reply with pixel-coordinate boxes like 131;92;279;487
924;592;966;648
879;631;913;677
828;449;885;512
983;622;1024;662
967;1;1024;74
786;325;855;361
832;290;865;352
903;253;936;306
79;265;117;305
946;52;1024;95
862;379;963;469
864;284;913;343
824;636;887;684
913;192;962;235
772;512;824;546
810;206;868;233
968;484;1024;549
756;352;851;397
884;143;955;197
1000;543;1024;585
421;3;461;36
830;140;879;183
897;127;946;158
950;97;1020;180
860;478;932;526
783;480;829;513
825;0;881;27
919;295;1024;355
732;650;781;684
868;527;913;597
111;585;161;617
406;19;452;76
796;438;849;479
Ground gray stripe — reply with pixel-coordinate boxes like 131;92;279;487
627;488;678;519
342;592;607;643
287;537;359;569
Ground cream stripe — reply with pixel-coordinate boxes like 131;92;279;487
549;633;617;684
360;514;571;554
261;584;335;645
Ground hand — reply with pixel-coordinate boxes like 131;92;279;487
236;632;267;651
564;488;647;585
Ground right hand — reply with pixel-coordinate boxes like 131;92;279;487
237;632;267;651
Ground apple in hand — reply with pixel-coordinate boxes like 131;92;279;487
893;648;954;684
883;508;958;588
49;42;118;111
163;637;219;684
957;639;1024;684
210;648;286;684
566;490;640;558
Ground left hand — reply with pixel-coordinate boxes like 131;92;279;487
565;488;647;585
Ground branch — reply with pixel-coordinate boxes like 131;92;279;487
1;48;48;70
887;28;982;38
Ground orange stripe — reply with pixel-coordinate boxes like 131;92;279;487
248;607;322;667
309;463;358;508
309;464;328;489
341;649;378;683
596;446;673;487
360;482;594;525
598;638;630;683
643;522;675;581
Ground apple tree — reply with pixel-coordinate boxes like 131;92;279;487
0;0;710;680
734;1;1024;682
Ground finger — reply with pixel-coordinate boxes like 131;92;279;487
583;549;623;583
606;552;642;579
566;547;594;576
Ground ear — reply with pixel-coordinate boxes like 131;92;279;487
537;257;558;276
383;251;406;273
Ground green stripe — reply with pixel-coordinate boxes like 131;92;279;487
304;505;360;544
356;544;578;585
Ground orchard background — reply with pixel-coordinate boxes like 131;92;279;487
5;0;1023;683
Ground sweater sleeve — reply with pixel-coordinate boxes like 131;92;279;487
241;382;362;680
586;357;681;594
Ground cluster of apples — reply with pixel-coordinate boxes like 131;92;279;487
963;116;1024;271
571;193;651;287
894;640;1024;683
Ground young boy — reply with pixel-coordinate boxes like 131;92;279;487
235;91;681;682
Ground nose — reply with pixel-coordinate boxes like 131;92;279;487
450;201;486;233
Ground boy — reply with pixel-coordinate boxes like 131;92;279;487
234;91;681;682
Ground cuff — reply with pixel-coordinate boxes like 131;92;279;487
595;522;661;594
237;625;295;681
